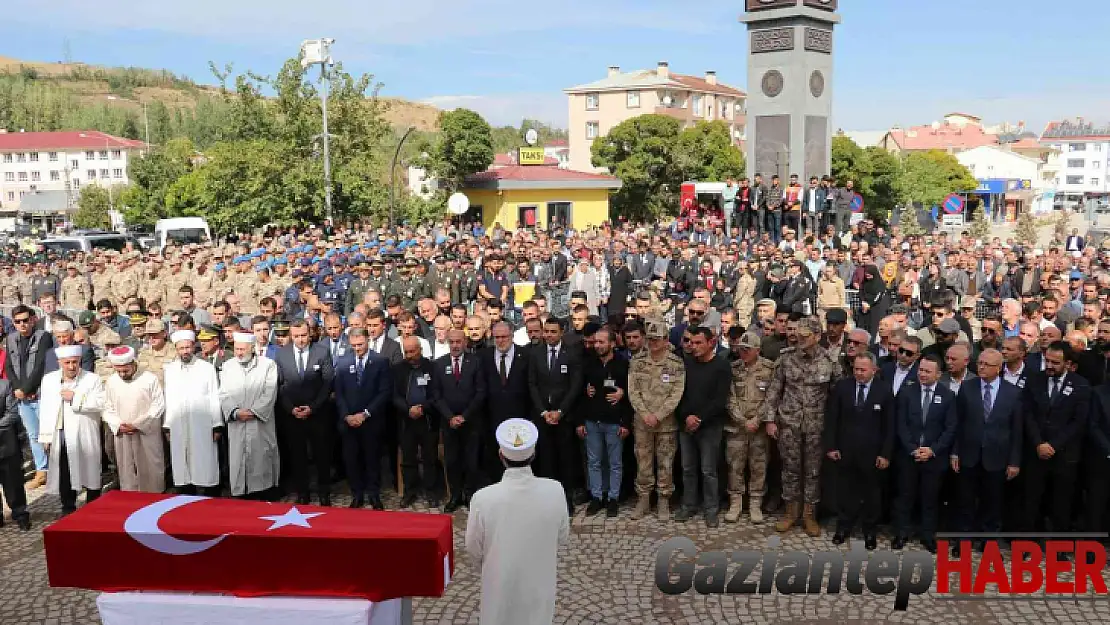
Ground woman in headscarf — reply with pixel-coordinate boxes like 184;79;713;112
856;263;888;337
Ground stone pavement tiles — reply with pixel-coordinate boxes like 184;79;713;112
8;486;1110;624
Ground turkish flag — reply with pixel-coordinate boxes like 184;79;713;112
45;491;454;602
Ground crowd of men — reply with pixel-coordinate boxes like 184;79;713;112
0;214;1109;558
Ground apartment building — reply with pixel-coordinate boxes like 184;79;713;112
565;62;746;173
1039;118;1110;208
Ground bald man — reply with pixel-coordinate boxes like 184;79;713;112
392;335;440;509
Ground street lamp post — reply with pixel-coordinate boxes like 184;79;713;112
301;38;336;223
390;126;417;230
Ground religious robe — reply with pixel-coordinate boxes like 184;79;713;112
465;467;569;625
163;358;222;488
103;371;167;493
219;355;280;496
39;369;105;495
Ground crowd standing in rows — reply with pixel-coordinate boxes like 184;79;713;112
0;209;1107;560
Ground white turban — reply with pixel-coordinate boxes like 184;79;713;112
232;332;256;344
107;346;136;365
170;330;196;344
53;320;74;333
54;345;83;359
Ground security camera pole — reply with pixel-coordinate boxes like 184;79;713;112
301;38;336;223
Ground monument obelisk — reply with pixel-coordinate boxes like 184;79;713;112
740;0;840;184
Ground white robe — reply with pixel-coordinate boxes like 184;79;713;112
38;370;105;494
103;371;167;493
465;467;569;625
163;358;222;488
219;355;279;496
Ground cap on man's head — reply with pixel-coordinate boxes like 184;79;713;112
78;311;96;327
795;317;822;336
737;331;762;350
128;311;150;325
495;418;539;462
888;303;908;315
825;309;848;325
938;318;961;335
197;325;220;341
645;319;668;339
959;296;977;310
144;319;166;335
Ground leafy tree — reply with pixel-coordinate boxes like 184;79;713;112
897;150;977;214
831;135;867;189
427;108;494;192
673;121;745;182
1053;208;1070;245
74;185;112;229
830;136;901;223
1015;210;1037;245
968;205;991;240
120;138;195;225
590;114;683;221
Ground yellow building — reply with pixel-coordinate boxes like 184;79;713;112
462;164;622;231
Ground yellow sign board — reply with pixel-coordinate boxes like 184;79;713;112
518;147;545;165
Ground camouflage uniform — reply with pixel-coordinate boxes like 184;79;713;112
0;272;22;305
60;274;90;311
87;323;122;359
90;269;113;306
110;264;139;307
627;347;685;518
140;272;167;310
725;355;775;522
137;343;176;383
162;270;191;310
763;342;839;509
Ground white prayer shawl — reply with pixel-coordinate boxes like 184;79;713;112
465;467;569;625
38;369;105;494
104;371;167;493
219;355;279;496
163;358;222;487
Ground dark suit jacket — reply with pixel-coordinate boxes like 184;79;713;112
628;253;655;282
1088;385;1110;458
432;352;486;425
320;335;351;365
334;351;392;429
274;343;334;417
391;358;438;428
800;186;828;213
482;346;531;427
824;377;895;465
1022;371;1089;462
895;382;957;469
954;377;1023;472
879;360;919;394
528;342;583;420
370;335;403;365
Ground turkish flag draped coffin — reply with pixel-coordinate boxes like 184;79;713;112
44;492;454;601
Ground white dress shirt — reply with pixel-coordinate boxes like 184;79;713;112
1002;362;1025;387
892;365;913;395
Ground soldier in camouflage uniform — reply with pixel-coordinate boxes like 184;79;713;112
388;259;420;311
139;260;167;311
434;254;461;305
78;311;121;359
89;258;113;307
459;257;480;310
724;331;776;524
59;263;90;311
1;263;23;305
344;260;375;315
162;256;192;311
110;253;141;307
763;315;840;537
136;319;176;383
626;318;685;520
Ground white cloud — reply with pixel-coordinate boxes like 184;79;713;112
421;93;566;128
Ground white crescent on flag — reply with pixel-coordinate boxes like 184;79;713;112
123;495;231;556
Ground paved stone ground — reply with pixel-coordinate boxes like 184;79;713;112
7;484;1110;624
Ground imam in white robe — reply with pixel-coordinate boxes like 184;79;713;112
103;371;167;493
465;466;569;625
219;355;279;496
38;369;105;495
163;358;222;488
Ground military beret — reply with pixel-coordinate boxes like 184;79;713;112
196;324;220;341
825;309;848;325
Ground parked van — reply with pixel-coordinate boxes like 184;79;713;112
155;217;212;251
41;231;129;255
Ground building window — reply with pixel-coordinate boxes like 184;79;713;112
707;103;714;119
1069;143;1086;152
15;153;25;163
17;172;27;182
87;169;96;180
50;170;59;181
72;179;80;188
1066;175;1084;185
113;168;123;179
100;169;109;178
1092;178;1101;187
586;121;599;140
98;150;109;160
547;202;572;228
1094;161;1102;169
85;151;95;160
48;152;58;162
626;91;640;108
71;159;79;169
112;150;122;159
18;191;25;199
29;152;39;162
1067;159;1085;168
1096;144;1104;152
5;192;12;202
3;172;12;182
30;171;40;181
693;95;703;116
585;93;599;111
1;154;10;163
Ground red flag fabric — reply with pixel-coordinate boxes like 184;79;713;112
44;491;454;601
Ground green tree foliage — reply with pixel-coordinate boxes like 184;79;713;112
426;109;494;191
74;185;112;229
830;136;902;223
673;121;746;183
1015;210;1037;246
897;150;977;213
590;114;683;221
490;120;568;154
968;205;992;240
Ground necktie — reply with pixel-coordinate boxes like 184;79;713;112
921;387;933;422
983;383;993;419
356;356;364;384
297;350;305;376
453;357;460;381
331;341;337;360
856;383;866;407
499;352;508;385
1049;377;1058;400
549;347;557;370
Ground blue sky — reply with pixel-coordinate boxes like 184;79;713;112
3;0;1109;132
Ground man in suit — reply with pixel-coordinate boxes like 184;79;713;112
1021;341;1089;533
1065;229;1085;253
952;348;1022;551
627;243;655;283
334;328;392;510
392;336;440;509
251;316;279;360
274;319;335;505
824;352;894;549
528;317;584;513
366;309;402;365
321;313;351;365
799;175;827;239
940;343;977;393
891;355;957;552
481;321;530;482
433;328;487;512
880;335;922;396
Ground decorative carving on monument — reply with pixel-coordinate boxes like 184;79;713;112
751;28;795;54
804;27;832;53
803;0;837;11
809;70;825;98
745;0;798;11
761;71;784;98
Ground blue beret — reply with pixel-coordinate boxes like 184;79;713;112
214;262;226;271
274;257;287;266
300;258;312;267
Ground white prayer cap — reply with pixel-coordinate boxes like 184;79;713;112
495;418;539;462
107;346;136;365
170;330;196;344
1034;249;1044;256
54;345;83;359
53;320;74;333
232;332;256;345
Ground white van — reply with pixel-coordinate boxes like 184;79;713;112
155;217;212;251
42;231;128;255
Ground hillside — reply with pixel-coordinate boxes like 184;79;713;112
0;55;440;132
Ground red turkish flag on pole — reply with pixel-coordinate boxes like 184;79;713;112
45;492;454;601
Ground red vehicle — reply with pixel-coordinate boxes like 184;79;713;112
678;181;726;230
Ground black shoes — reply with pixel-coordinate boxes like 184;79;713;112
606;500;619;518
864;534;877;551
586;499;604;516
923;539;937;554
296;493;311;505
831;532;847;546
368;495;384;510
444;498;464;513
399;494;418;509
426;496;442;509
16;516;30;532
674;507;696;522
573;489;590;506
705;511;719;528
891;536;907;550
350;495;365;508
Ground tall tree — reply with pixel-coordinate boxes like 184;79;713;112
427;108;494;192
897;150;977;212
74;185;112;229
672;121;746;182
590;114;683;221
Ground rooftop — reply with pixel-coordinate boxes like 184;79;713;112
0;130;146;152
492;153;560;167
566;65;745;98
465;165;622;191
1041;119;1110;140
884;122;997;151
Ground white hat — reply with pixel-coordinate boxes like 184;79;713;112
170;330;196;344
107;346;136;365
495;418;539;462
53;320;74;333
54;345;83;359
232;332;256;344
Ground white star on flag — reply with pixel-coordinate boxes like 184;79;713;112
259;506;325;531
